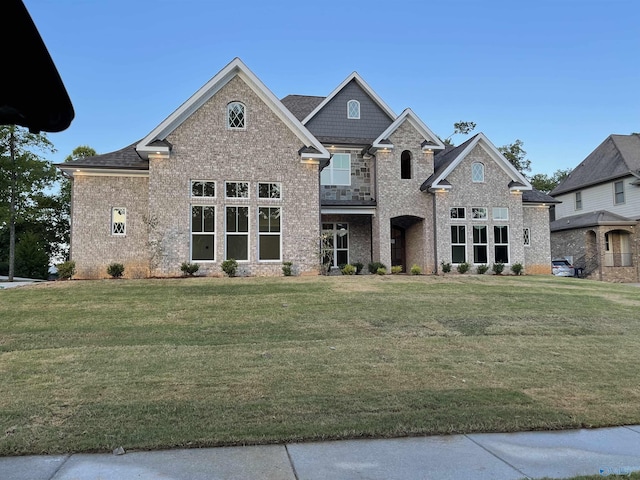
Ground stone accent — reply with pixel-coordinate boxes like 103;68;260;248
321;150;373;202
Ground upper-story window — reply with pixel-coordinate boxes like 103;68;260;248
401;150;412;179
111;207;126;236
191;181;216;198
227;102;245;129
226;181;249;198
321;153;351;186
471;162;485;182
575;191;582;210
614;181;625;205
347;100;360;119
258;182;281;199
450;207;466;219
492;207;509;221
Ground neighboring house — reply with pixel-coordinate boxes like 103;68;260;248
57;58;555;279
549;134;640;282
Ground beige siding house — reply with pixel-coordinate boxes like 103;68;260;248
58;58;555;279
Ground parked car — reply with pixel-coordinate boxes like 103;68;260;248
552;258;575;277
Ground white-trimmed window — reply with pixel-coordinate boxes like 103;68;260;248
347;100;360;119
258;182;281;199
471;207;487;220
450;207;466;219
492;207;509;221
111;207;126;236
226;181;249;198
473;225;487;264
258;207;281;261
472;162;485;182
227;101;245;129
321;153;351;186
226;206;249;261
191;180;215;198
494;226;509;263
451;225;466;263
322;223;349;267
614;181;625;205
191;206;215;261
523;227;531;247
575;191;582;210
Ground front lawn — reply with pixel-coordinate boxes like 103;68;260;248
1;275;639;455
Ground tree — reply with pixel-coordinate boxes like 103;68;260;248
0;125;56;281
529;168;572;193
443;121;477;146
498;139;531;175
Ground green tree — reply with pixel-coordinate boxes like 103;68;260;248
498;139;531;175
443;121;477;146
529;168;572;193
14;231;49;279
0;125;56;281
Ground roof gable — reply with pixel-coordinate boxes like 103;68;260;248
550;210;637;232
371;108;445;151
551;134;640;195
136;58;329;161
420;133;531;192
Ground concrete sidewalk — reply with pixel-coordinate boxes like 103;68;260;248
2;426;640;480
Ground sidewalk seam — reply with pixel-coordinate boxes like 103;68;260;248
47;454;71;480
464;434;531;480
284;444;300;480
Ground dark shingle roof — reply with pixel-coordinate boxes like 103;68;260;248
550;210;637;232
56;142;149;170
420;136;477;191
551;134;640;196
280;95;325;121
522;189;560;204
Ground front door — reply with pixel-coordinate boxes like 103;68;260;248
391;226;406;272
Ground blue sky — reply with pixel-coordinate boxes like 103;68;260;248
25;0;639;175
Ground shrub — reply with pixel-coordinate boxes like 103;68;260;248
410;264;422;275
341;264;356;275
476;264;489;275
352;262;364;275
368;261;386;274
107;263;125;278
180;262;199;276
282;261;293;276
57;260;76;280
440;261;451;273
492;262;505;275
221;259;238;277
511;263;524;276
391;265;403;274
376;267;387;275
457;262;470;274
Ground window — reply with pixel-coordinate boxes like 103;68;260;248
401;150;412;179
227;102;245;129
523;228;531;247
472;162;485;182
614;181;625;205
321;153;351;186
575;191;582;210
226;206;249;261
226;181;249;198
191;206;215;261
471;207;487;220
191;181;215;198
494;226;509;263
347;100;360;119
492;207;509;221
258;207;281;261
473;225;487;263
111;208;126;236
322;223;349;267
451;225;466;263
258;182;281;199
450;207;466;219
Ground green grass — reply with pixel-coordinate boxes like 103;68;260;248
1;275;639;455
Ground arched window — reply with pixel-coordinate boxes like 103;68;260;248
401;150;412;179
471;162;485;182
347;100;360;119
227;102;245;129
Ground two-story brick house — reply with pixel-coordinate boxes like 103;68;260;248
58;58;555;278
549;134;640;282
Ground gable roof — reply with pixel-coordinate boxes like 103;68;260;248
550;210;637;232
136;57;329;161
551;134;640;196
281;95;325;122
420;133;532;192
370;108;445;152
301;72;396;125
56;142;149;175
